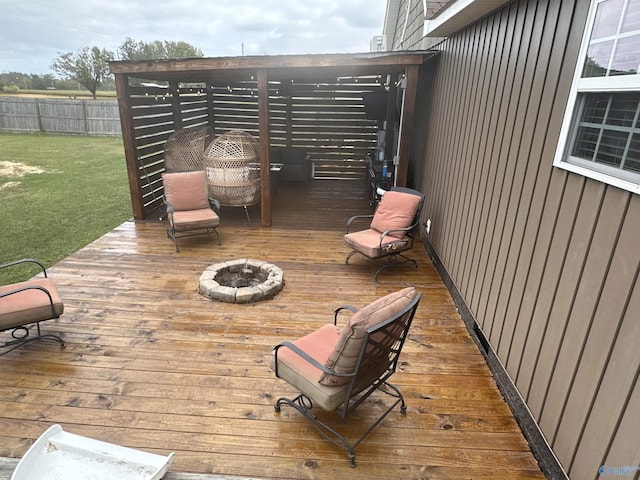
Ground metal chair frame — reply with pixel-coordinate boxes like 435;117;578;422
273;292;421;467
165;197;222;252
0;259;65;356
345;187;425;281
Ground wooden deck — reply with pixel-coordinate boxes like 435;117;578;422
0;180;545;479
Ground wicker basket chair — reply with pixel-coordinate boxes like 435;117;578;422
164;126;214;172
204;130;261;223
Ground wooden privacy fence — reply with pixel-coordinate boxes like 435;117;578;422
0;97;121;136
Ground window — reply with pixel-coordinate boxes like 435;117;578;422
554;0;640;193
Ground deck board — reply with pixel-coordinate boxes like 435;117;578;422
0;180;544;479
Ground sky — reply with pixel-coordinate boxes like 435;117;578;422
1;0;388;75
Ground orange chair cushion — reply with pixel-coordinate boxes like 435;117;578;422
369;190;421;238
270;324;351;411
170;208;220;231
319;287;416;386
0;279;64;331
343;229;410;258
162;170;210;211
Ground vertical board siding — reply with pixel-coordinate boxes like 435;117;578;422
477;0;538;339
402;0;640;476
596;307;640;472
0;97;121;135
393;0;426;50
552;195;640;474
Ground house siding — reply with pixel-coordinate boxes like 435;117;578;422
392;0;640;477
391;0;441;50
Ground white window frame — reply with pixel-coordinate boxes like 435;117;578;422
553;0;640;194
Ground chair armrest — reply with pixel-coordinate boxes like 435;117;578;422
377;219;420;246
0;258;48;278
274;341;334;378
0;284;58;319
378;227;410;242
208;197;221;214
0;284;55;302
346;214;374;233
273;341;355;380
333;305;358;325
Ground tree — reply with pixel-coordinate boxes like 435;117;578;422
51;46;114;99
118;38;203;61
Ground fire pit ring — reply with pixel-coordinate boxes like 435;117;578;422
199;259;284;303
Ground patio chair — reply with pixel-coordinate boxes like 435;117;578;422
0;258;65;356
271;287;421;467
162;170;221;252
344;187;424;281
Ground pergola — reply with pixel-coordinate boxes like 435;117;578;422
109;52;431;226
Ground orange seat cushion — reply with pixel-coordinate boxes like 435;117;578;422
271;324;351;411
0;279;64;330
343;229;410;258
170;208;220;231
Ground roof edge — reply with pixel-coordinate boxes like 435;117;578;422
424;0;513;37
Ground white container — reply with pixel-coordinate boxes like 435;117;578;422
12;424;175;480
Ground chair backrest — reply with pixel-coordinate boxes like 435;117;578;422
339;291;421;418
370;187;424;238
162;170;210;211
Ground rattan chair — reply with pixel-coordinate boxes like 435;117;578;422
344;187;424;281
0;258;65;356
204;130;261;224
164;126;213;173
271;287;421;467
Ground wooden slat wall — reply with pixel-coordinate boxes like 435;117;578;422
125;78;382;219
128;85;179;216
210;78;380;161
395;0;640;478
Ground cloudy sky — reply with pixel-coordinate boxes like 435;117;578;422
1;0;387;74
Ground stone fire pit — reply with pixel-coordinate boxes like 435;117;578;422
199;259;284;303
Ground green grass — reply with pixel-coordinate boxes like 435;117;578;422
0;133;132;284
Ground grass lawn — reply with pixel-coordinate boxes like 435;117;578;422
0;133;132;284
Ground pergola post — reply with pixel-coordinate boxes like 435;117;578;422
257;69;272;227
206;82;215;131
395;64;419;188
168;81;182;131
114;73;145;220
384;76;398;163
284;80;293;148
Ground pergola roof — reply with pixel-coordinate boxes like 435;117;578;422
109;51;431;83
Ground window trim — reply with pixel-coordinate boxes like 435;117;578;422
553;0;640;195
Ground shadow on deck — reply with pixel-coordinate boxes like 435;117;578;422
0;180;544;479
